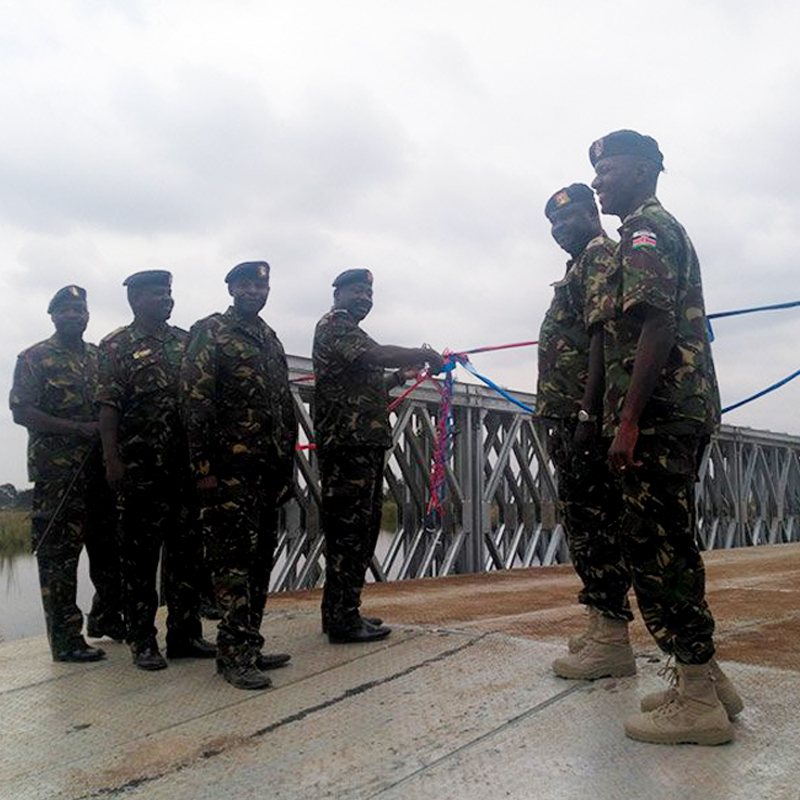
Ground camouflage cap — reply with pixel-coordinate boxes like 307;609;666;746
332;268;373;289
47;285;87;314
544;183;596;220
589;129;664;170
122;270;172;288
225;261;270;284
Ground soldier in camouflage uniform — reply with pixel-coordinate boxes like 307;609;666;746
97;271;214;671
535;185;636;682
313;268;444;644
180;261;296;690
589;130;741;745
9;286;123;662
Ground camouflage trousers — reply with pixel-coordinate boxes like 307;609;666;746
117;476;202;648
549;422;632;621
199;471;278;670
615;433;716;664
32;458;123;656
319;446;384;632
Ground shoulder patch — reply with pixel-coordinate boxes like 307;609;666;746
632;230;657;251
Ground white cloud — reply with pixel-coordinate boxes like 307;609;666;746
3;0;800;485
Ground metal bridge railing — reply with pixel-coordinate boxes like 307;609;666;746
274;355;800;592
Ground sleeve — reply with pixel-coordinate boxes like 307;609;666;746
334;317;376;364
620;222;679;316
95;339;125;410
9;352;41;410
180;321;218;478
583;243;619;329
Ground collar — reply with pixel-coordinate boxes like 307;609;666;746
130;319;173;342
621;196;660;226
47;333;88;355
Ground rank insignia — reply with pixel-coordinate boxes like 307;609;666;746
133;348;152;360
591;138;604;161
69;286;80;297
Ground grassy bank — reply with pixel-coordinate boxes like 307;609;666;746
0;510;32;556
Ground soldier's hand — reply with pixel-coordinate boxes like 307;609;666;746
573;419;596;455
76;421;99;440
105;456;125;489
398;367;419;383
197;476;218;492
421;346;445;375
607;420;642;474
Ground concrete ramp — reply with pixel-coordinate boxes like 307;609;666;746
1;607;798;800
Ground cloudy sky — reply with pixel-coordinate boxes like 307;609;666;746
2;0;800;486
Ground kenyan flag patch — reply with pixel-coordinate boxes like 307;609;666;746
632;230;657;250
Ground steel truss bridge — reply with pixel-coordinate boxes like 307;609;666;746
273;355;800;592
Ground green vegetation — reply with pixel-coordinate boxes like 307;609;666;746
0;511;32;557
381;500;398;532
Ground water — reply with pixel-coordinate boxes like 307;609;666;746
0;551;94;642
0;532;397;643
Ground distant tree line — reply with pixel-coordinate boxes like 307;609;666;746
0;484;32;511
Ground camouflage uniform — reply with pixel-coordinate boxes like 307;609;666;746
592;197;721;664
180;307;296;670
96;322;202;649
537;234;632;620
313;308;390;633
9;336;122;655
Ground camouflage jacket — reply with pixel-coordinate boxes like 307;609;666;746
536;234;617;419
96;321;188;473
180;307;297;480
588;197;721;436
312;308;392;450
9;335;99;482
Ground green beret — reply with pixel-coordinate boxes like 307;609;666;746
122;270;172;288
544;183;596;219
225;261;270;284
332;268;373;289
48;285;87;314
589;130;664;170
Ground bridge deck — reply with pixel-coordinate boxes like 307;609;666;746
2;543;799;800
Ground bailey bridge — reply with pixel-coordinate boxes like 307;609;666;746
274;354;800;592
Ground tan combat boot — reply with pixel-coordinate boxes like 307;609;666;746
640;657;744;720
552;614;636;680
625;661;734;745
567;606;600;653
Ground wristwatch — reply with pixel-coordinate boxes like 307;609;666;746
577;409;596;423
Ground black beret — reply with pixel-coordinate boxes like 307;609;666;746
225;261;270;284
48;285;87;314
332;268;373;289
544;183;596;219
122;270;172;288
589;129;664;170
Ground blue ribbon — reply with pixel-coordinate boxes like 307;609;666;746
459;359;536;414
722;367;800;414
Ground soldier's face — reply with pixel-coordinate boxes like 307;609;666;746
335;282;373;321
132;285;174;323
591;155;639;218
50;300;89;337
548;204;597;257
229;275;270;316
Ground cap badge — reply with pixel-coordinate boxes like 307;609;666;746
554;191;570;208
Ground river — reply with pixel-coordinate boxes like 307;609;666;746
0;532;396;643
